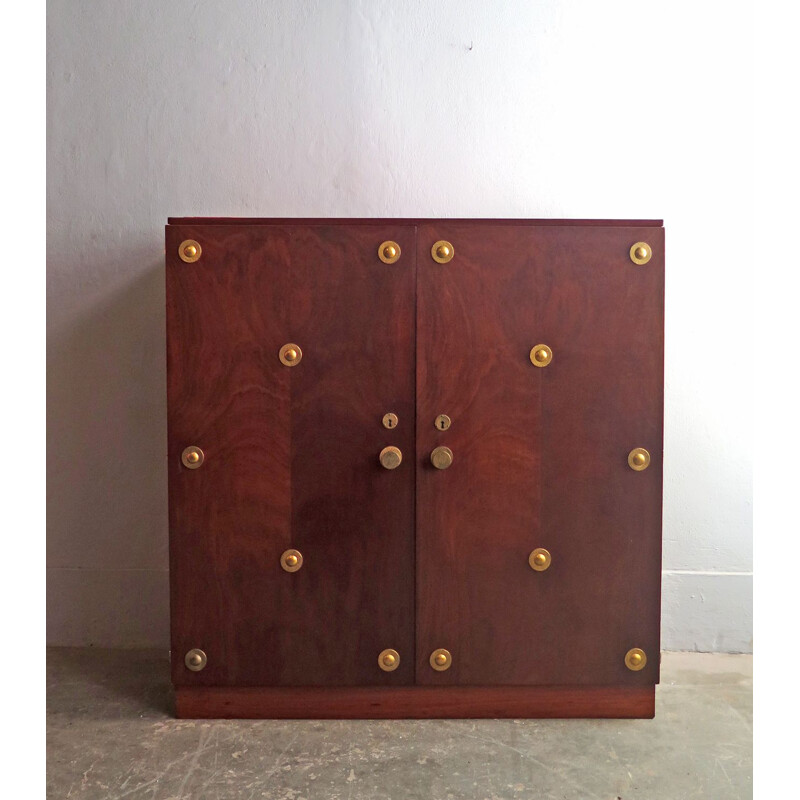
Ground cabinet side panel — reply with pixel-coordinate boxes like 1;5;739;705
166;225;291;686
538;225;664;686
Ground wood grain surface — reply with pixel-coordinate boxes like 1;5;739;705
167;224;417;687
415;224;664;686
175;685;655;719
166;219;664;712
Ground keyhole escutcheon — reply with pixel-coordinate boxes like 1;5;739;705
382;413;399;430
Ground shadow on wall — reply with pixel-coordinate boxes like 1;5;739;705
47;646;172;717
47;246;170;648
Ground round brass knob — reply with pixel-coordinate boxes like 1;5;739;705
184;648;207;671
628;447;651;471
378;240;401;264
379;446;403;470
431;240;455;263
178;239;202;263
279;343;303;366
625;647;647;671
280;549;303;573
430;446;453;470
181;446;204;469
528;548;551;571
378;648;400;672
429;648;452;671
529;344;553;367
629;241;653;265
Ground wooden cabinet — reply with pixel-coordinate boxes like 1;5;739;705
166;218;664;719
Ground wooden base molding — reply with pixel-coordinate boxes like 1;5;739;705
175;685;655;720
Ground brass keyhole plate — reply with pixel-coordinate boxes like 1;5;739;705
181;446;204;469
382;413;399;429
279;343;303;366
628;447;651;471
378;240;401;264
625;647;647;671
629;241;653;265
281;549;303;573
184;648;207;671
429;648;452;671
431;240;455;264
434;414;451;431
178;239;202;263
378;648;400;672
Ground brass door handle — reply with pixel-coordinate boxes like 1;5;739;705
430;446;453;470
379;446;403;469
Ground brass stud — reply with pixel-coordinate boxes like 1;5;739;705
378;240;401;264
378;648;400;672
628;447;651;471
429;648;452;671
434;414;451;431
382;412;399;430
279;343;303;366
625;647;647;671
528;548;552;571
430;446;453;470
184;648;207;671
629;241;652;265
178;239;202;263
379;446;403;470
181;446;204;469
280;549;303;573
529;344;553;367
431;240;455;264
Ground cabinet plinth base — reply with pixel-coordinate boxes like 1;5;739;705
175;685;655;720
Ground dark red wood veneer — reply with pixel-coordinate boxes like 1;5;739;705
166;218;664;718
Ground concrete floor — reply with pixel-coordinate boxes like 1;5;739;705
47;649;752;800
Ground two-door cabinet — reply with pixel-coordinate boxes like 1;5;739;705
166;218;664;719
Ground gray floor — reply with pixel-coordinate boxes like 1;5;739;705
47;649;752;800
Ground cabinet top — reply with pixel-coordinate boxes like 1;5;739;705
167;217;663;227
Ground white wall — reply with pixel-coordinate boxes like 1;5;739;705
47;0;752;652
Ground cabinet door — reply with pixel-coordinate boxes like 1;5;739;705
415;224;664;686
167;224;416;686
